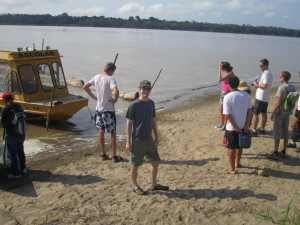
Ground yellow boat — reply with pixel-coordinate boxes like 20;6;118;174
0;47;88;122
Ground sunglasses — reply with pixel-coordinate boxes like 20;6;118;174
140;86;152;91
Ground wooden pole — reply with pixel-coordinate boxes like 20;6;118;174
46;90;55;130
152;68;162;89
113;53;118;65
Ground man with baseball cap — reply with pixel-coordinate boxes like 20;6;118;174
1;92;27;179
126;80;169;195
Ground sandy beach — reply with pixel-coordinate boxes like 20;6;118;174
0;88;299;225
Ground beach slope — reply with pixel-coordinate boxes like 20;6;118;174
0;90;299;225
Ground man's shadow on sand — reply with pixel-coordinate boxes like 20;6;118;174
159;158;220;166
153;188;277;201
0;169;105;197
243;153;300;166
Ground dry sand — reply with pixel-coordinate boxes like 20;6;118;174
0;89;299;225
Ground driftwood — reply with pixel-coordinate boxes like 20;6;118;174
66;77;84;87
119;92;139;101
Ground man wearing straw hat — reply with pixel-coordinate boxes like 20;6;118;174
238;81;251;95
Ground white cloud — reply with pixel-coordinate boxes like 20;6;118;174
118;3;163;16
244;2;274;14
118;2;145;14
1;0;62;6
147;4;163;14
241;10;254;15
166;3;189;15
1;0;22;5
264;12;276;18
193;1;217;10
238;1;275;16
72;7;105;16
225;0;241;10
213;11;222;18
1;0;30;7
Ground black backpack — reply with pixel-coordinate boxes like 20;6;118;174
9;104;27;135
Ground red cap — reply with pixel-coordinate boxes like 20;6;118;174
1;92;13;100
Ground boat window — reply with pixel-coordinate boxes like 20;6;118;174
0;60;11;93
38;64;54;92
19;64;38;94
11;71;21;94
52;62;66;89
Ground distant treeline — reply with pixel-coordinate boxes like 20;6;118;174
0;13;299;38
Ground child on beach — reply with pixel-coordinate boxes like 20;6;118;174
83;62;123;163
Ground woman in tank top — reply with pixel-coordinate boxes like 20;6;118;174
215;62;235;130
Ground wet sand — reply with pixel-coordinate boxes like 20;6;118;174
0;89;299;225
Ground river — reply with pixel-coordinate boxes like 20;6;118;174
0;25;300;157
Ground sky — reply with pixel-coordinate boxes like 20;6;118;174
1;0;299;29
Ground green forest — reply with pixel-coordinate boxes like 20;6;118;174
0;13;299;38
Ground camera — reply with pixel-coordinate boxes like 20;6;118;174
251;78;259;86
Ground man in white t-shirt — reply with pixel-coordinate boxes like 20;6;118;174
223;76;253;174
251;59;273;136
83;62;123;163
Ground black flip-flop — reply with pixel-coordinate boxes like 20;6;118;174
133;186;147;195
100;154;109;160
150;184;169;191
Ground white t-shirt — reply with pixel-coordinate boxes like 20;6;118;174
88;74;117;112
255;69;273;102
298;95;300;110
223;90;252;131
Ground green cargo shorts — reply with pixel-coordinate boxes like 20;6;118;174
130;139;160;166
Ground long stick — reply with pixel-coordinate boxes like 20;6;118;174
87;105;94;120
152;68;162;89
113;53;118;65
2;128;6;167
46;90;55;130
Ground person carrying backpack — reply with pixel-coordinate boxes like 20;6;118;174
267;71;296;160
0;92;27;179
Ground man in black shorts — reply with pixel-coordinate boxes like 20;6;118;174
251;59;273;136
126;80;169;195
223;76;253;174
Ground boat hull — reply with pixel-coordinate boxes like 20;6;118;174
0;94;88;122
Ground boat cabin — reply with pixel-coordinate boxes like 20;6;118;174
0;48;88;121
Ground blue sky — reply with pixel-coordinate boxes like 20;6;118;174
1;0;299;29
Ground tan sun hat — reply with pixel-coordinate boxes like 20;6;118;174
238;81;250;91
